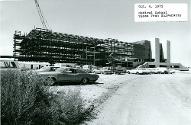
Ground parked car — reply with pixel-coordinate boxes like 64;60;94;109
38;67;99;85
151;67;168;74
128;68;150;75
92;68;103;74
147;67;176;74
36;66;60;72
82;65;93;73
101;67;113;74
114;67;126;75
168;69;176;74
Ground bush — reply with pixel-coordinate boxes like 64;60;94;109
1;70;95;125
49;90;95;125
1;69;50;125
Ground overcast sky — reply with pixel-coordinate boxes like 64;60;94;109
0;0;191;66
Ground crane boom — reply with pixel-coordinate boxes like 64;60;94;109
34;0;49;29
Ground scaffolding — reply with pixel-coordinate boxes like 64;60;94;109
13;28;134;66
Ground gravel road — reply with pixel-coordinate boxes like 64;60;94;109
87;72;191;125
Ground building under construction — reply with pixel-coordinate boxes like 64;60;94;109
13;28;152;67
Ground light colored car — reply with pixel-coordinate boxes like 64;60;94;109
143;68;158;74
114;67;126;75
168;69;176;74
38;67;99;85
93;68;103;74
128;68;150;75
82;65;93;73
101;67;113;74
152;67;168;74
148;67;175;74
36;66;60;72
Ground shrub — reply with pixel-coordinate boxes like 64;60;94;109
1;70;95;125
49;89;95;125
1;69;50;125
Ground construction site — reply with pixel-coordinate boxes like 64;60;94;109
13;28;153;67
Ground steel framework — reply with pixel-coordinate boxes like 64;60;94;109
13;28;134;66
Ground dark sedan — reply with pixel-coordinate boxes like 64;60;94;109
39;67;99;85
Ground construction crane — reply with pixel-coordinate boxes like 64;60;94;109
34;0;50;29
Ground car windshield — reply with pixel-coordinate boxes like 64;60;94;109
76;69;87;73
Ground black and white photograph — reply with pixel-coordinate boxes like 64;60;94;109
0;0;191;125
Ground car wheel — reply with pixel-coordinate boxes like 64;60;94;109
46;77;56;86
81;78;89;84
164;71;168;74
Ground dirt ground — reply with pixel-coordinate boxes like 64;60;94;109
50;71;191;125
87;71;191;125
